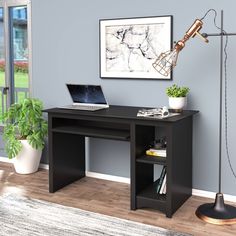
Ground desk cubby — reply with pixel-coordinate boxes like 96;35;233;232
131;118;193;217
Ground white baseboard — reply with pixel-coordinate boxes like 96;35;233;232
0;157;13;163
86;171;130;184
192;188;236;203
1;158;235;203
39;163;49;170
0;157;49;170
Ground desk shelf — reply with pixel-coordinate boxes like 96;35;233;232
52;126;130;141
136;155;166;165
137;182;166;201
136;182;166;213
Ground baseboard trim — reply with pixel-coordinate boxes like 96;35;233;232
39;163;49;170
1;158;235;202
0;157;49;170
0;157;12;163
192;188;236;203
85;171;130;184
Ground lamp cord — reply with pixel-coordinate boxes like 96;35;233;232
201;9;236;180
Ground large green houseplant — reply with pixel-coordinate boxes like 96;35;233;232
3;98;47;174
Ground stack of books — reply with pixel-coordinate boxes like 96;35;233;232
154;166;167;195
146;148;166;157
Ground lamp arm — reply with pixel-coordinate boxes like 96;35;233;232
202;32;236;37
174;19;209;51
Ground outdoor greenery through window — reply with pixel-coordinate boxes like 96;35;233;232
0;3;30;123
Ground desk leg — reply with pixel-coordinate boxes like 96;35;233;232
49;132;85;193
130;124;136;210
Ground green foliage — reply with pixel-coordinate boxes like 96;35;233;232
3;98;48;159
166;84;190;97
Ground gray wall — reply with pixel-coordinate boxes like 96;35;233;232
31;0;236;196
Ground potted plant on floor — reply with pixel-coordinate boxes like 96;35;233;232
3;98;48;174
166;84;190;112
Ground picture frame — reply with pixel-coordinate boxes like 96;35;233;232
99;15;173;80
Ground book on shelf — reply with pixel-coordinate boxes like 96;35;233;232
163;181;167;194
159;173;167;195
153;179;159;191
146;148;166;157
155;166;166;193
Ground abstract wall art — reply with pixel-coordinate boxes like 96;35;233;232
99;16;173;79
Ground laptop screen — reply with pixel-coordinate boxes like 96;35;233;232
66;84;107;104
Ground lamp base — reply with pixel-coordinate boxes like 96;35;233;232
196;193;236;225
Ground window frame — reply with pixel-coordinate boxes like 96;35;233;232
0;0;32;110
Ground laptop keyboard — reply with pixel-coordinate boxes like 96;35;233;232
71;105;102;111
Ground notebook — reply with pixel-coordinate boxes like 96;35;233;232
61;84;109;111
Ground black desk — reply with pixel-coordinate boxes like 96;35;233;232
45;105;198;217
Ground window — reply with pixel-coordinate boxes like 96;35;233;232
0;0;31;123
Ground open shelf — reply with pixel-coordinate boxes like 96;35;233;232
136;155;166;165
136;181;166;212
52;126;130;141
137;181;166;202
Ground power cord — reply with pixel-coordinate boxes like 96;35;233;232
201;9;236;180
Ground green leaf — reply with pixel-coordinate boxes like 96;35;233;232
5;137;22;159
166;84;190;97
3;98;48;158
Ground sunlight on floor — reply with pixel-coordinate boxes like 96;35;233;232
0;170;26;196
0;185;26;196
0;170;4;179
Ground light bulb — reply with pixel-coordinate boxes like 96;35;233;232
152;48;180;77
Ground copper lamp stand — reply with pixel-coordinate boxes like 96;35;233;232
196;193;236;225
195;10;236;225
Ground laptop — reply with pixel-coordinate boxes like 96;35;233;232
61;84;109;111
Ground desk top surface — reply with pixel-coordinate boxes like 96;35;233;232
44;105;198;123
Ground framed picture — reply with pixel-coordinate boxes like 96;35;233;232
99;15;173;80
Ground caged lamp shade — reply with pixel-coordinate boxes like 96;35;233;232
153;19;208;76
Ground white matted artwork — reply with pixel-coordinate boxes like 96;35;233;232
99;16;173;80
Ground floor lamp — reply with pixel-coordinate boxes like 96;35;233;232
153;10;236;225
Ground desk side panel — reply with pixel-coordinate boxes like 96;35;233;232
167;116;193;216
49;115;85;192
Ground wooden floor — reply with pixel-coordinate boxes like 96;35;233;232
0;162;236;236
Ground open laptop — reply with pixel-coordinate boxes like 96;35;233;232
62;84;109;111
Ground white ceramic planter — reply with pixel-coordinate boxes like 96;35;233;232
14;140;42;174
168;97;187;110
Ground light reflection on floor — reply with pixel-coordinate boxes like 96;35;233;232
0;169;26;196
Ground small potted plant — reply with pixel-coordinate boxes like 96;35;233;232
166;84;190;111
3;98;48;174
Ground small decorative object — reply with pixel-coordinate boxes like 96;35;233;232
99;15;172;79
3;98;48;174
146;137;167;157
151;137;167;149
166;84;190;111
